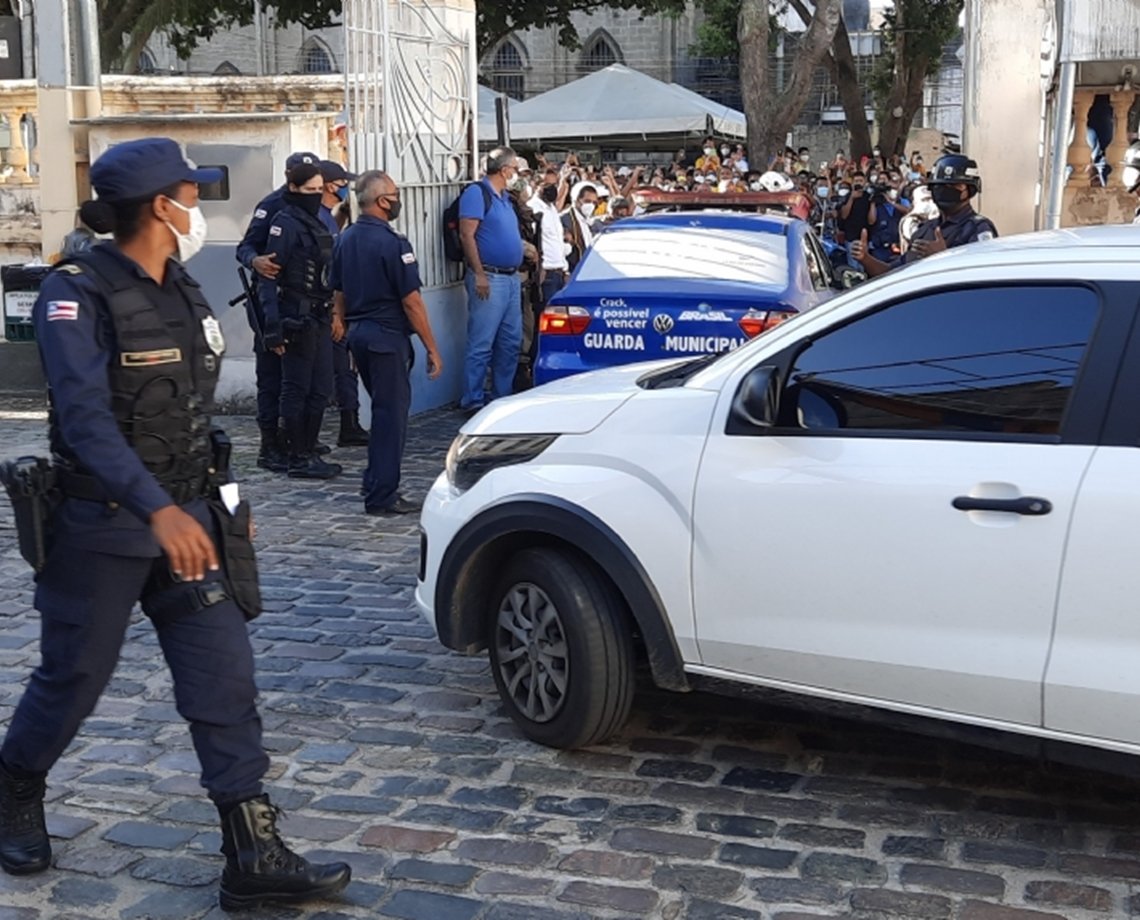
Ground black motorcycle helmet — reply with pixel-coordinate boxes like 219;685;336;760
926;154;982;197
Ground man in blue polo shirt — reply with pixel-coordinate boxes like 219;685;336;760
331;170;444;516
457;147;524;412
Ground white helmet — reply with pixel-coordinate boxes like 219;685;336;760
1124;141;1140;193
757;171;795;193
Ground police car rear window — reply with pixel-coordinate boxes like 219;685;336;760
576;227;789;286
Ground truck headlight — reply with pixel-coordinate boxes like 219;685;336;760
445;434;558;493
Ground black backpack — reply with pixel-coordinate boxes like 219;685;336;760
443;182;493;263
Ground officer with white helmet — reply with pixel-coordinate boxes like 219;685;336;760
1123;141;1140;224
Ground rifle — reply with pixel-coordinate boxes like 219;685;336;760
230;266;263;340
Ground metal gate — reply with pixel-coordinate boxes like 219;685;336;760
343;0;477;289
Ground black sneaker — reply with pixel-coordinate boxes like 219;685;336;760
365;496;422;516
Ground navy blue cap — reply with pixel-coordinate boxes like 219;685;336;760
89;138;224;202
319;159;357;182
286;151;320;170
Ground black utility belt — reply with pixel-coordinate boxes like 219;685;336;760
58;469;211;507
482;266;518;276
282;296;332;314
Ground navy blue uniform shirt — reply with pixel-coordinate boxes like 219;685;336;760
257;204;332;349
892;205;998;269
236;185;286;270
459;178;524;270
330;215;420;335
35;248;196;553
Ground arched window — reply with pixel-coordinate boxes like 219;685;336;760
580;32;621;73
214;61;241;76
300;39;335;74
489;38;526;99
137;49;158;74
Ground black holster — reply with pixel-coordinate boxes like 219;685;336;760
207;499;262;621
0;457;59;573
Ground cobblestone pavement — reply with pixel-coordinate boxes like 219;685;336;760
2;403;1140;920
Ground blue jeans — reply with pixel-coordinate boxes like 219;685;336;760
463;271;522;408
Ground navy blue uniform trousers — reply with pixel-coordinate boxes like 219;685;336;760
255;346;282;432
0;500;268;804
280;320;334;421
348;322;412;511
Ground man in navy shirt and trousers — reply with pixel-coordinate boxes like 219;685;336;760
331;170;444;516
457;147;524;412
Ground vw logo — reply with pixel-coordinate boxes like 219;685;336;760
653;314;674;334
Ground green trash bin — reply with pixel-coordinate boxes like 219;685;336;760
2;263;51;342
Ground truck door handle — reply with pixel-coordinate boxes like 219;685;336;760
952;496;1052;516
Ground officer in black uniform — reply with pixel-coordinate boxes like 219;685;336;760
852;154;998;278
236;150;319;472
0;138;350;909
258;162;340;480
331;170;444;515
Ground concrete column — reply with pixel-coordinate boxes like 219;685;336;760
962;0;1048;235
36;0;80;257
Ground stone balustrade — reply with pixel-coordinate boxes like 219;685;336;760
0;80;37;186
1061;86;1139;226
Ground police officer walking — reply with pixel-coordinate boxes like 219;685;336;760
331;170;444;515
0;138;350;909
259;162;341;480
852;154;997;277
236;151;320;472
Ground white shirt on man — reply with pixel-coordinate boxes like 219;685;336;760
528;195;570;271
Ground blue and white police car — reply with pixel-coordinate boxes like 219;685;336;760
535;210;849;385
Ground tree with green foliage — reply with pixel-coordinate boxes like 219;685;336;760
98;0;691;73
693;0;963;160
739;0;841;161
866;0;963;156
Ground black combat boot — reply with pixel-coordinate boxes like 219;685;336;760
0;759;51;876
337;410;370;447
286;415;340;480
256;428;288;473
218;795;350;911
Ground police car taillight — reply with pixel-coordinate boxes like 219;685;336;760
539;305;591;336
739;310;794;338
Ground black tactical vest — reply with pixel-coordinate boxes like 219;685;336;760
278;208;334;317
49;247;222;499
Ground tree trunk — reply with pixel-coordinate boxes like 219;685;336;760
878;54;931;155
740;0;842;165
787;0;871;160
829;16;873;159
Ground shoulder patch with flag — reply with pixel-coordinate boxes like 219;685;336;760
269;225;282;237
46;301;79;322
401;252;416;264
254;209;268;219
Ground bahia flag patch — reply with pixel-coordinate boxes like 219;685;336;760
46;301;79;322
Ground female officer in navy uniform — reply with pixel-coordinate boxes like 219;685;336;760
258;163;340;480
0;138;350;911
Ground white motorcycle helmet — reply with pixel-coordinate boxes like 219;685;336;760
1124;141;1140;194
757;170;795;193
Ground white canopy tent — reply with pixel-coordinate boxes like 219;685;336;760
477;84;516;143
506;64;746;142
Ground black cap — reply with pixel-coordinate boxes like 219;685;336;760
286;151;320;170
89;138;223;203
319;160;357;182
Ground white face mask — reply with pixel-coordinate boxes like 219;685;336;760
750;181;763;191
801;154;810;163
817;186;829;197
704;147;715;157
720;147;730;157
579;201;596;219
163;198;208;263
